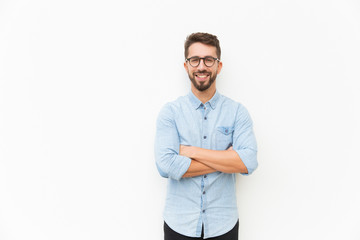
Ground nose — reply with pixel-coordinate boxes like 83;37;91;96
197;59;206;70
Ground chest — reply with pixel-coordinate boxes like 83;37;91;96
175;107;236;150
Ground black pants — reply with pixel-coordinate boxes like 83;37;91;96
164;221;239;240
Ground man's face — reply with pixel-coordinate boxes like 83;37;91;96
184;42;223;92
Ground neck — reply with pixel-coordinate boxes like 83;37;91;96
191;84;216;104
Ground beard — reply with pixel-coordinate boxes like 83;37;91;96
188;70;217;92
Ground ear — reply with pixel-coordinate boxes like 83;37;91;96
184;62;189;72
216;61;223;74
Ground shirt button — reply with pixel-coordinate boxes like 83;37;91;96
225;129;228;133
204;117;207;120
203;136;207;139
204;175;207;178
203;191;206;194
203;210;205;213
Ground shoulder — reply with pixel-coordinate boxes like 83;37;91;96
158;95;188;119
219;94;247;113
218;94;252;125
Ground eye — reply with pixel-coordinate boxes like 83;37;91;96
190;57;200;64
205;57;215;65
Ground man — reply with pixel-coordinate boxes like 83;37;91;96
155;32;258;240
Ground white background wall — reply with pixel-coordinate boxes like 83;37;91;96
1;0;359;239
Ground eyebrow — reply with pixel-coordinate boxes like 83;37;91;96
187;55;216;58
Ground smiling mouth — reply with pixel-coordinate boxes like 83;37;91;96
195;72;210;80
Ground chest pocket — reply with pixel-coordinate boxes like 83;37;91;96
215;126;234;150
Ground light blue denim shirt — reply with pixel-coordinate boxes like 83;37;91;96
155;91;258;238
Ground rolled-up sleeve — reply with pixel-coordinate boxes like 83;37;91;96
233;104;258;175
154;103;191;180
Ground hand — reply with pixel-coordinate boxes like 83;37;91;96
179;145;196;158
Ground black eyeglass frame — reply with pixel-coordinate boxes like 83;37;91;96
185;57;220;67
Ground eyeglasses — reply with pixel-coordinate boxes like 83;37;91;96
186;57;220;67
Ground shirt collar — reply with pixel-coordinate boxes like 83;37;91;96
188;90;220;110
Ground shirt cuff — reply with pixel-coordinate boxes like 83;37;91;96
234;149;258;175
170;155;192;180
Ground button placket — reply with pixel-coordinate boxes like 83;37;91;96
202;103;209;149
200;176;206;216
201;170;208;218
200;103;209;218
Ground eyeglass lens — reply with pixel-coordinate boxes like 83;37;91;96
189;57;216;67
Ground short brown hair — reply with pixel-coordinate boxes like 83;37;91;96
184;32;221;59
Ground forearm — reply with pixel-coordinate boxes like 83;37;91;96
183;146;248;174
182;160;217;178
